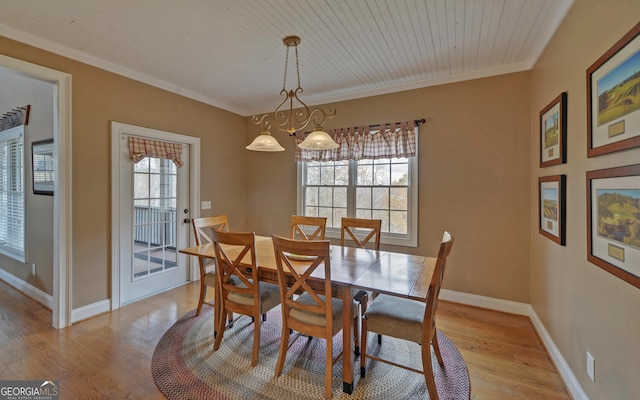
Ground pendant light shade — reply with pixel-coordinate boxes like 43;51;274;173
298;127;339;150
245;131;285;152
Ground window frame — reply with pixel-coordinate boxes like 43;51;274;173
0;125;25;262
296;137;418;247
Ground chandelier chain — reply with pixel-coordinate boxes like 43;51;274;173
282;45;290;91
294;44;301;89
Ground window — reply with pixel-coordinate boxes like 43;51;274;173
298;155;418;247
133;156;178;277
0;125;25;261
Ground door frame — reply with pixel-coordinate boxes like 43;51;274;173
0;54;73;329
110;121;200;310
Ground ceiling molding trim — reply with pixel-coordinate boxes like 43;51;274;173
0;24;248;116
247;62;533;116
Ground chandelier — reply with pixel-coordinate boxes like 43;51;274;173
246;36;338;152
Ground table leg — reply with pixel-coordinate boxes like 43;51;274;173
341;285;353;394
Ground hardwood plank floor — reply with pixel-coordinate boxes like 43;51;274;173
0;280;570;399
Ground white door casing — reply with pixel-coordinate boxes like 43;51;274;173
0;54;72;329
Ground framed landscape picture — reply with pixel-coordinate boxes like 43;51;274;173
540;92;567;167
538;175;566;245
587;164;640;289
587;21;640;157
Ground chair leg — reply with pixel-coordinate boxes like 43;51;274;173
325;335;333;399
377;334;382;345
262;313;267;322
213;306;226;351
275;321;290;377
251;313;261;367
196;280;207;316
432;329;444;367
422;339;439;400
360;316;368;378
228;312;233;328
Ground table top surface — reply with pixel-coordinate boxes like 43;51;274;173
180;235;435;300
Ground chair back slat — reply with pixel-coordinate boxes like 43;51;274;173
340;217;381;250
290;215;327;240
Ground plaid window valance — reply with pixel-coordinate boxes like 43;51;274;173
294;121;417;162
128;137;184;167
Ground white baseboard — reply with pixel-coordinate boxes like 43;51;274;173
0;268;54;309
0;269;111;325
528;308;589;400
71;299;111;324
439;289;531;315
440;289;587;400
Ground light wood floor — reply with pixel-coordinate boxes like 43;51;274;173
0;280;570;399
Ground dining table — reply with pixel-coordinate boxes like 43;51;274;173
179;234;435;394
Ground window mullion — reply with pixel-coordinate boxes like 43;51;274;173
347;160;357;218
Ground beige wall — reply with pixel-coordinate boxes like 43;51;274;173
0;67;55;294
0;36;248;308
530;0;640;398
246;71;532;303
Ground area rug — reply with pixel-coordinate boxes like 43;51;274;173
152;308;470;399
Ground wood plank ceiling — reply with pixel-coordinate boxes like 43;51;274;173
0;0;574;116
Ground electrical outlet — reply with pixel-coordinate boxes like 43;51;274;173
201;200;211;210
32;263;36;275
587;352;595;381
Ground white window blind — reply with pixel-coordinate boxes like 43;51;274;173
0;125;25;261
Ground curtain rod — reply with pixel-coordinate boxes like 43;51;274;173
301;118;425;136
334;118;425;131
360;119;425;130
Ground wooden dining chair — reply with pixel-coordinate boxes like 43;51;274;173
272;234;345;399
290;215;327;240
340;217;382;356
191;215;230;316
360;232;454;400
340;217;381;250
211;230;281;367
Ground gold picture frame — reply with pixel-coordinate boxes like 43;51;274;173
587;164;640;289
